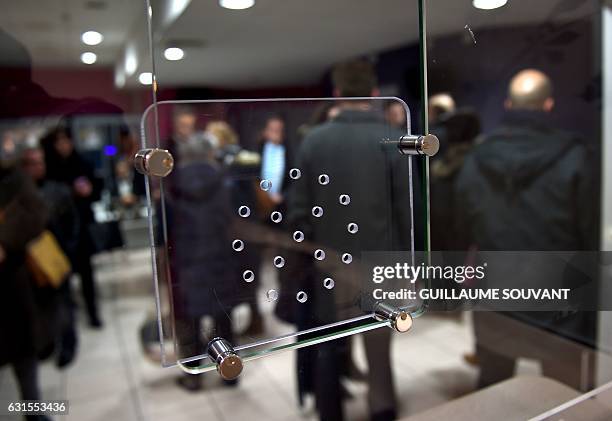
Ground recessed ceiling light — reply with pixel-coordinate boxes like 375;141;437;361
81;30;103;45
139;72;153;85
472;0;508;10
164;47;184;61
219;0;254;10
81;52;97;64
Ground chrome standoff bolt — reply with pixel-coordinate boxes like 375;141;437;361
379;134;439;157
398;134;440;157
374;302;413;333
206;338;243;381
134;148;174;177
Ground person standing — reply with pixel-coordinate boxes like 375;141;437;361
288;59;413;421
259;115;289;208
456;69;596;388
384;100;408;130
0;131;49;420
20;146;80;367
430;109;480;252
169;133;237;391
41;125;103;328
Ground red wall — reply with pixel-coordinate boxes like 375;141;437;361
31;67;150;114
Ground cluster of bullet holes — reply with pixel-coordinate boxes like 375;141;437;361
234;170;358;303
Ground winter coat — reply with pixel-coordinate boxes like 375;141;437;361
455;110;597;344
285;109;419;324
0;168;47;365
455;110;595;251
168;161;238;319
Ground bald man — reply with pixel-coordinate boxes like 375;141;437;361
428;92;456;124
505;68;554;112
455;69;596;388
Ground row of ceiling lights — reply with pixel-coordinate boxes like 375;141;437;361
79;0;254;67
81;0;254;84
80;30;103;64
135;0;255;84
138;0;502;82
88;0;504;84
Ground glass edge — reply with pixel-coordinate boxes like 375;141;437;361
170;318;390;372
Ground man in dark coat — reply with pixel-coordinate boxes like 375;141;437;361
287;60;415;421
455;69;597;387
0;133;48;413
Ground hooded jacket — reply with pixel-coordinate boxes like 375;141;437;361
456;111;598;345
456;110;595;252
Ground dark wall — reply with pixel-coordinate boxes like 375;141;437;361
433;19;599;138
373;17;600;142
160;15;600;148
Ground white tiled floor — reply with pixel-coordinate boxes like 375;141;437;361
0;248;482;421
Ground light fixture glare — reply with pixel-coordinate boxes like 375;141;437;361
139;72;153;85
81;52;97;64
164;47;185;61
472;0;508;10
219;0;255;10
81;30;103;45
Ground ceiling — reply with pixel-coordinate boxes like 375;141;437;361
0;0;142;67
0;0;595;89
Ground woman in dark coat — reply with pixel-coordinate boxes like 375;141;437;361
0;153;48;412
168;133;238;390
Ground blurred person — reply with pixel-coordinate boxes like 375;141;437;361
428;92;457;161
428;92;456;125
206;120;264;336
456;69;596;388
207;120;238;150
41;125;104;328
0;130;49;420
1;26;130;332
168;132;238;391
112;126;145;210
155;107;198;228
296;103;342;142
278;100;369;406
384;100;407;129
259;115;288;207
206;120;260;167
172;106;197;145
243;115;291;336
430;109;481;251
20;146;80;368
287;59;414;421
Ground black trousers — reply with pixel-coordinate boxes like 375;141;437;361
12;356;40;400
73;246;99;323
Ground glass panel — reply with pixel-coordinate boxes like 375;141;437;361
424;0;610;398
141;97;424;368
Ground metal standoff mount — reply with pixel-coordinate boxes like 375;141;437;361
381;134;440;157
207;337;243;381
374;302;413;333
134;148;174;177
